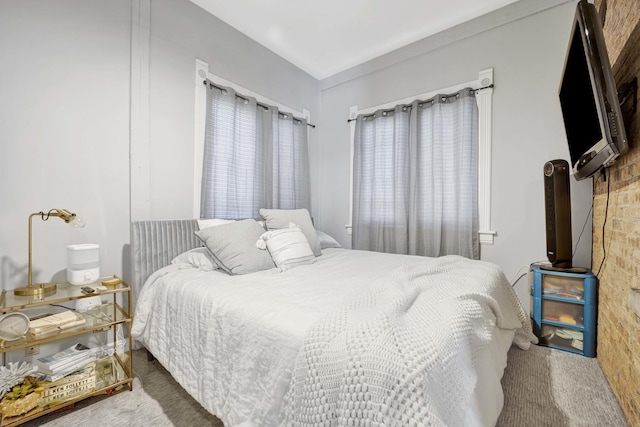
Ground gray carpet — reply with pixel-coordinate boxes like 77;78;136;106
19;345;626;426
497;345;626;426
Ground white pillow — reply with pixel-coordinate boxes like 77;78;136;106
256;226;316;271
197;218;234;230
197;218;265;230
259;208;321;256
171;248;217;271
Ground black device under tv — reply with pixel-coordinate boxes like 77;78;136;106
542;159;587;274
544;160;572;269
558;0;629;181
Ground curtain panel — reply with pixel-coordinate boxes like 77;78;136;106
352;106;410;254
200;84;310;219
352;89;479;259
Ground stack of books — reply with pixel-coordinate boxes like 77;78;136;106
28;310;86;339
35;343;98;382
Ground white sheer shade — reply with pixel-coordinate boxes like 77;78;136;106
201;84;310;219
353;106;410;254
353;89;479;259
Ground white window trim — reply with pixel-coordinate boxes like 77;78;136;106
347;68;496;245
193;60;306;218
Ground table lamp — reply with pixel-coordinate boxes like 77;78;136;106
14;209;85;296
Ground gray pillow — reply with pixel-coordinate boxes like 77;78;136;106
259;208;321;256
316;230;342;249
195;219;275;275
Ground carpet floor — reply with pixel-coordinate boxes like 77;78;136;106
19;344;627;426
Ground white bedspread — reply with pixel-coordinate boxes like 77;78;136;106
132;249;534;426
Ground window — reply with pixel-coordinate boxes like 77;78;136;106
194;61;310;219
349;69;495;251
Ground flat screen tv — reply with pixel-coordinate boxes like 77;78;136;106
559;0;628;180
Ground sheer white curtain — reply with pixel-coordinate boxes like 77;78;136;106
352;89;479;259
272;113;311;210
352;106;410;254
200;83;310;219
409;92;479;258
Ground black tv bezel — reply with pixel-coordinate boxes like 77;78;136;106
559;0;628;180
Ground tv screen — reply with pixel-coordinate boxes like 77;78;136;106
560;25;603;166
558;0;628;180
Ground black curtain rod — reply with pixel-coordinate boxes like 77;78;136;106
346;84;495;123
203;80;316;129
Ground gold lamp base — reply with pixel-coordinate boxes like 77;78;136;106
14;283;57;297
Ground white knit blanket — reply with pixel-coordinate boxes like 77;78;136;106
283;255;534;426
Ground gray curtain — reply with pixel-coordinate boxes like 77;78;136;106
272;111;311;210
200;84;310;219
352;89;479;259
352;105;410;254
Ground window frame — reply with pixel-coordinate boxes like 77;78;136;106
347;68;496;245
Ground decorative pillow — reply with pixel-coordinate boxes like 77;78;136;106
258;208;321;256
170;248;217;271
197;218;234;230
195;219;275;275
316;230;342;249
256;226;316;272
197;218;265;230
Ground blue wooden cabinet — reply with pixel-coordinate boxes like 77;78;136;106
530;264;597;357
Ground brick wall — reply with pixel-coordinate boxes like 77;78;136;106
593;0;640;424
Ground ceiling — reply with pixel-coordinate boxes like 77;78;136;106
190;0;521;80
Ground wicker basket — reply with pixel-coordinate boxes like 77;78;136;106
40;363;96;407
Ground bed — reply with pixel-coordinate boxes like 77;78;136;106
130;218;535;427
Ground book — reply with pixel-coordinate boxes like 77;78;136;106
36;343;95;373
38;352;94;376
28;311;86;338
44;356;96;382
29;319;87;339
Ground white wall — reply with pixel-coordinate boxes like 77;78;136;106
0;0;131;290
314;0;592;306
0;0;319;291
137;0;320;220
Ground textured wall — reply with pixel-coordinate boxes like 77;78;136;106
593;0;640;424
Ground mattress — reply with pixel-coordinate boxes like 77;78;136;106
132;248;534;426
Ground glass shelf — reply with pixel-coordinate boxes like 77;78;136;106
0;278;129;313
0;353;131;427
0;303;130;352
